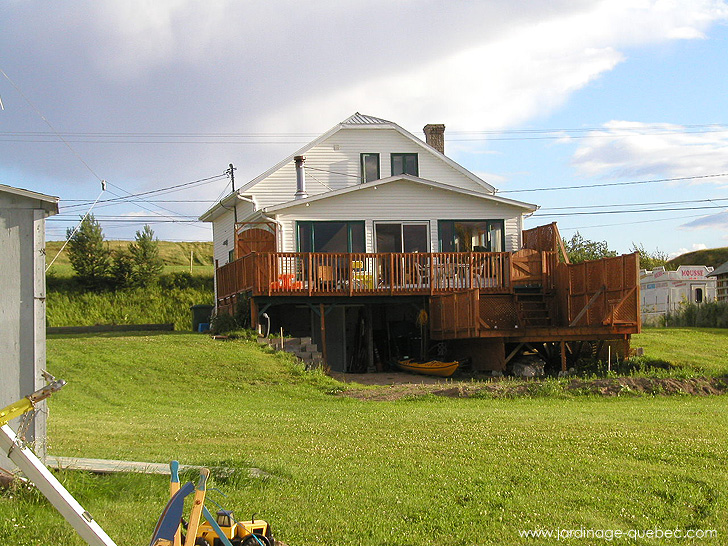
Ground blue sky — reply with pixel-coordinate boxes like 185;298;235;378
1;1;727;258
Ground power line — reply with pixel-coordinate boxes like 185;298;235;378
534;204;727;218
0;67;105;183
499;173;728;193
557;213;711;231
542;197;728;211
2;123;727;142
60;173;228;210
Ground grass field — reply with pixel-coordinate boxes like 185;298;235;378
45;240;215;330
633;328;728;375
45;240;214;269
1;330;726;545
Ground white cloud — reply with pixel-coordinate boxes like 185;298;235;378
668;242;710;259
2;0;728;241
260;0;728;132
571;121;728;179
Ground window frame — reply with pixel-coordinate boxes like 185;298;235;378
390;153;419;177
296;221;366;253
360;153;380;184
374;221;430;253
437;219;506;253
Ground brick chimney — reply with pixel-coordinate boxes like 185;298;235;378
423;124;445;154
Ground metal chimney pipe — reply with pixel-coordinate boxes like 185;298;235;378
294;155;308;200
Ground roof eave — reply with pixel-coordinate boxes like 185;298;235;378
264;174;536;214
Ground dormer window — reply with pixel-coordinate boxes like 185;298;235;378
391;153;418;176
361;153;380;184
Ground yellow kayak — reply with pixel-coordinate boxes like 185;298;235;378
396;358;460;377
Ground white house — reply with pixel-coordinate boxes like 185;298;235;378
0;184;59;468
640;265;716;321
201;114;641;373
201;113;537;265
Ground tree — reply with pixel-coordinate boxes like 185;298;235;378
66;214;111;289
128;224;164;286
111;250;135;288
562;232;617;264
630;243;670;271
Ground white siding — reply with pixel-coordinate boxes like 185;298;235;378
211;200;255;265
248;126;490;209
272;179;524;252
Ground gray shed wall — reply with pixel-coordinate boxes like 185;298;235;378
0;191;49;468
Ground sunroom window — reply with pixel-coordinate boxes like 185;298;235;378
438;220;505;252
297;221;365;253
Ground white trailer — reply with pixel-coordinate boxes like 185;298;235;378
640;265;716;322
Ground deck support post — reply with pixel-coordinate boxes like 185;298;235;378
250;297;258;330
319;303;327;367
560;340;567;373
366;305;375;372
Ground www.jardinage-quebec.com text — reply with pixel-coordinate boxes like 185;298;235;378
519;527;718;541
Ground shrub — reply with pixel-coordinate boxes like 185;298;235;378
664;301;728;328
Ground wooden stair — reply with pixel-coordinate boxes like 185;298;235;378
516;293;552;327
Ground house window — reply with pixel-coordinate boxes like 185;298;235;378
360;153;380;184
375;222;429;253
438;220;505;252
297;221;365;253
391;153;418;177
228;249;235;263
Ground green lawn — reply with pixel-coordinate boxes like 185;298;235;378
1;331;726;545
633;328;728;375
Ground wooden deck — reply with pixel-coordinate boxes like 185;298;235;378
216;250;555;300
429;253;640;341
214;223;640;353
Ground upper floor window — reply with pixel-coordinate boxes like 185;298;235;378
391;153;418;177
361;153;380;184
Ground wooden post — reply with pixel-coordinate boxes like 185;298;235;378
366;305;374;372
429;254;435;295
320;303;327;367
250;297;258;330
390;253;395;295
560;340;567;373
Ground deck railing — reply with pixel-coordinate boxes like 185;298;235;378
216;251;531;298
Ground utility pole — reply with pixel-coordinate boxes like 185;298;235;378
226;163;238;224
226;163;238;260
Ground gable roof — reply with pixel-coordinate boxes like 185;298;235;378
0;184;59;215
708;261;728;277
237;112;496;195
263;174;537;214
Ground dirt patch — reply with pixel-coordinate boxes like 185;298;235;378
332;373;728;401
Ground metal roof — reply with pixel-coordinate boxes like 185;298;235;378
341;112;393;125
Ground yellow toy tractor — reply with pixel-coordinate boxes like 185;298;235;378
195;509;274;546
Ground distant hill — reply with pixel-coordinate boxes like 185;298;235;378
45;240;213;268
667;247;728;269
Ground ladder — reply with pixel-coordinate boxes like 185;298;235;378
0;374;118;546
